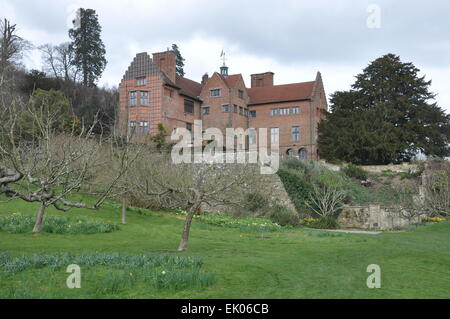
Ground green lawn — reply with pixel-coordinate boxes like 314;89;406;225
0;198;449;299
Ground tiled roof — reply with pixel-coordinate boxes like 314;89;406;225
175;75;203;100
247;81;316;105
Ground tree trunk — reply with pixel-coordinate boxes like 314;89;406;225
177;204;200;252
121;200;127;225
33;202;46;233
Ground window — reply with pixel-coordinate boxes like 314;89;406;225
299;148;308;160
140;121;149;135
136;77;147;86
210;89;221;97
249;110;257;118
238;90;244;99
202;107;210;115
239;107;243;115
129;121;136;134
186;123;193;132
292;107;300;115
244;109;249;117
270;128;279;144
286;149;294;156
222;104;230;113
292;126;300;142
270;108;279;116
234;105;238;113
184;99;194;114
140;91;149;106
280;108;290;116
129;91;137;107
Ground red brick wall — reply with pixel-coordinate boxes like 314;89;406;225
249;100;315;158
118;75;164;138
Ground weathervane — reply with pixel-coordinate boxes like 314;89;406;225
220;49;227;66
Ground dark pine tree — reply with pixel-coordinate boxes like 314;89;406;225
172;44;185;77
318;54;450;165
69;8;107;87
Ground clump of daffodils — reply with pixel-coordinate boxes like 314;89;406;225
422;217;445;223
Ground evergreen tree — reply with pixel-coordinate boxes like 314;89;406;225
69;8;107;87
318;54;450;165
172;44;185;77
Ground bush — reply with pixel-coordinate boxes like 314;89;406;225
244;192;269;212
343;164;368;180
269;204;299;227
309;217;340;229
277;168;313;213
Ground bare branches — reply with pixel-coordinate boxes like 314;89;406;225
306;184;346;218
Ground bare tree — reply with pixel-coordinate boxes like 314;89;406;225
422;170;450;217
394;184;425;226
39;42;79;83
123;151;261;251
0;92;129;233
0;18;32;74
306;184;346;218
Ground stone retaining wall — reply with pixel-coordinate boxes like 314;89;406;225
337;204;423;230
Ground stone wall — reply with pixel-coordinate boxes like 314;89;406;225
337;205;423;230
319;160;419;174
201;167;297;217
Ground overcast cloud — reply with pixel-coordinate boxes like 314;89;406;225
1;0;449;112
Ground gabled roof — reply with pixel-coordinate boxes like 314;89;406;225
219;74;242;88
247;81;316;105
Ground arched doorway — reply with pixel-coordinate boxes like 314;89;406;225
299;148;308;160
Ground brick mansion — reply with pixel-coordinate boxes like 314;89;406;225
118;49;328;160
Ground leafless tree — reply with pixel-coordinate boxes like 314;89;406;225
422;170;450;217
0;93;130;233
0;18;32;75
306;184;346;218
395;185;425;226
39;42;79;83
123;150;261;251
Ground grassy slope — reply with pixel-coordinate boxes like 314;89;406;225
0;198;449;299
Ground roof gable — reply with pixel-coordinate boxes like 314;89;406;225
121;52;161;81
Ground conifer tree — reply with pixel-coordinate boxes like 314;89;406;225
172;44;185;77
318;54;450;164
69;8;107;87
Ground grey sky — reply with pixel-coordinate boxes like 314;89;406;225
1;0;449;112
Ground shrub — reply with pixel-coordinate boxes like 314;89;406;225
309;217;340;229
277;168;313;213
244;192;269;212
269;204;299;227
343;164;368;180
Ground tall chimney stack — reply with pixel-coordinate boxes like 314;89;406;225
250;72;274;88
153;50;177;83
